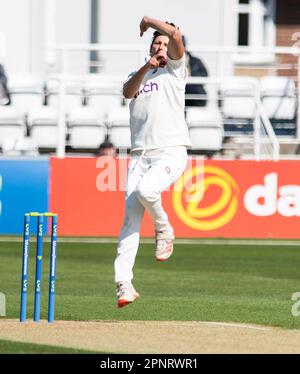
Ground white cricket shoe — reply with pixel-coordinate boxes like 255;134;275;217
116;281;139;308
155;230;175;261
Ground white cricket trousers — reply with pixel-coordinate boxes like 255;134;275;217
114;146;188;283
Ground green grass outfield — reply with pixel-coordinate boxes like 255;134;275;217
0;339;100;354
1;238;300;329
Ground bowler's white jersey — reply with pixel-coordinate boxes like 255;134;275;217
127;54;192;151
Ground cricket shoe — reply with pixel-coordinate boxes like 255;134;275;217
155;230;175;261
116;281;139;308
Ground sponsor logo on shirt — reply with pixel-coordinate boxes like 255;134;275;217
134;81;158;98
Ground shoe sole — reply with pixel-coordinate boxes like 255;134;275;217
117;292;140;308
118;299;132;308
155;246;174;261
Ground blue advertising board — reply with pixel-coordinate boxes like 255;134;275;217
0;159;49;234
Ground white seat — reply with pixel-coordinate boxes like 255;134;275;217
46;79;83;109
47;93;83;110
0;106;26;146
222;96;256;119
8;73;44;90
84;76;122;95
260;77;296;120
69;126;106;149
68;106;104;125
85;76;123;118
87;95;121;117
68;107;106;149
220;78;257;119
186;107;223;151
0;106;25;123
2;136;39;156
107;106;131;148
10;92;44;115
27;106;59;148
27;106;58;125
8;74;44;116
260;76;295;96
107;105;130;125
261;97;296;120
10;93;44;116
109;126;131;148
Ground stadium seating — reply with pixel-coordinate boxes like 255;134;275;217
186;106;223;154
1;136;39;156
0;106;26;148
1;72;297;156
220;77;257;135
85;77;122;118
67;106;106;149
8;74;44;116
27;106;59;149
260;76;297;136
46;79;84;110
106;105;131;149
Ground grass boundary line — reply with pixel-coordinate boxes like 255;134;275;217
1;236;300;246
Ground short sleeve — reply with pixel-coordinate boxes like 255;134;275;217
166;53;187;80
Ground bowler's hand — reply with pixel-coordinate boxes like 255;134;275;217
140;16;150;37
146;55;160;69
147;51;168;69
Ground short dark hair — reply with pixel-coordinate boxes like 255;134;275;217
96;140;116;156
98;141;114;150
150;22;176;50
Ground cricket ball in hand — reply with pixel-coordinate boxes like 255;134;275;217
158;56;167;67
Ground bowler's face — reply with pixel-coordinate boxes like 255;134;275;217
150;35;169;56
